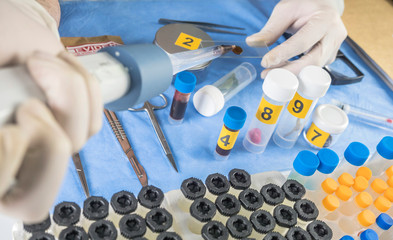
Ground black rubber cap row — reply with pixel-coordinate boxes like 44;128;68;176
250;209;276;234
83;196;109;221
281;180;306;201
205;173;231;196
88;220;117;240
119;214;146;239
28;233;55;240
215;193;241;217
286;226;312;240
307;220;333;240
110;190;138;215
190;198;216;222
23;215;51;233
181;177;206;200
226;215;253;239
157;232;183;240
228;169;251;190
294;199;319;222
138;185;165;209
58;226;88;240
202;221;229;240
273;205;298;228
145;208;173;233
239;188;264;211
263;231;286;240
260;184;285;206
53;201;81;227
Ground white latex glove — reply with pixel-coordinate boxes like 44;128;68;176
0;0;102;223
247;0;347;78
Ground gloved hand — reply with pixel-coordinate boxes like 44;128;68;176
247;0;347;78
0;0;102;223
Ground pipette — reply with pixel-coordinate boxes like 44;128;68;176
332;100;393;133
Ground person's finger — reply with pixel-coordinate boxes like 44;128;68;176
246;1;296;47
26;51;90;151
261;13;331;68
58;51;103;137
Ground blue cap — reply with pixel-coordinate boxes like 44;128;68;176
174;71;197;93
293;150;320;176
317;149;339;174
360;229;378;240
377;136;393;160
344;142;370;166
340;236;354;240
223;106;247;131
376;213;393;230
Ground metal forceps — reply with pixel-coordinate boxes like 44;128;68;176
128;94;178;172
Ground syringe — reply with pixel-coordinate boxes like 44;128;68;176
332;100;393;133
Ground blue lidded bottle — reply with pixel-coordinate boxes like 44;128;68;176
287;150;320;186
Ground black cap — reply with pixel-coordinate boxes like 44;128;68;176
23;215;51;233
110;190;138;215
28;233;55;240
53;202;81;227
286;227;312;240
205;173;230;195
181;177;206;200
215;193;241;217
263;232;286;240
190;198;216;222
133;238;148;240
82;196;109;220
306;220;333;240
157;232;183;240
88;220;117;240
226;215;252;239
145;208;173;233
294;199;319;222
281;180;306;201
273;205;298;228
202;221;229;240
239;188;264;211
119;214;146;239
228;169;251;190
138;185;164;209
58;226;88;240
260;184;285;206
250;209;276;234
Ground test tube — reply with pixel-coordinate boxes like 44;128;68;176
238;188;264;218
367;178;389;199
81;196;109;230
193;62;257;117
226;215;253;239
286;227;312;240
332;142;370;178
204;173;230;202
281;179;306;206
338;173;355;187
260;183;285;213
156;232;182;240
109;191;138;228
188;198;216;234
365;136;393;176
318;195;340;219
53;201;81;236
118;214;146;240
28;233;55;240
306;220;333;240
58;226;88;240
357;167;373;181
88;220;117;240
144;208;173;239
382;166;393;181
339;192;373;217
273;66;331;149
363;213;393;236
287;150;320;186
305;177;339;205
272;204;298;236
249;210;276;239
305;148;339;190
352;176;369;193
213;193;241;224
201;221;229;240
136;185;164;218
169;71;196;124
369;196;391;215
228;168;251;197
293;199;319;228
214;106;247;160
243;68;299;154
359;229;379;240
179;177;206;212
339;210;376;235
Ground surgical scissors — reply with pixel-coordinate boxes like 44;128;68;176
129;94;178;172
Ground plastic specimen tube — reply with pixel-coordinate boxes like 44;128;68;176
169;71;197;124
287;150;320;186
339;210;376;235
332;142;370;178
339;192;372;217
193;62;257;117
214;106;247;160
243;68;299;154
273;66;331;149
365;136;393;176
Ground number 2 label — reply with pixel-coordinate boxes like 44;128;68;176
306;123;330;148
175;32;201;50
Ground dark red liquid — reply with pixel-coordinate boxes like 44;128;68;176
170;90;190;120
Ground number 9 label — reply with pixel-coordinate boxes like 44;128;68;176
256;97;283;124
306;123;330;148
175;32;201;50
287;92;313;119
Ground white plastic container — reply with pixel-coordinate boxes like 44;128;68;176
243;68;299;154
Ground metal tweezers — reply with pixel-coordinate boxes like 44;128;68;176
158;18;247;35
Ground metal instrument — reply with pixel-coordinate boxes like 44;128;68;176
72;153;90;198
104;109;148;186
129;94;178;172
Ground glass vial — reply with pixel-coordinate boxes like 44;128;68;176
137;185;164;218
214;193;241;224
179;177;206;212
293;199;319;228
365;136;393;176
228;168;251;197
201;221;229;240
285;226;312;240
260;183;285;213
243;68;299;154
118;214;146;239
287;150;320;186
226;215;253;239
144;208;173;239
204;173;230;202
169;71;196;124
82;196;109;230
88;220;117;240
53;201;81;236
249;209;276;239
110;191;138;228
273;205;298;235
273;66;331;149
214;106;247;160
303;104;348;149
193;62;257;117
306;220;333;240
281;179;306;206
238;188;264;218
189;198;216;234
58;226;88;240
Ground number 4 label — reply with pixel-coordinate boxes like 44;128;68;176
217;126;239;150
306;123;330;148
175;32;201;50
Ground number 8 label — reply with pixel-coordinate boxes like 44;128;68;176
287;92;313;119
306;123;330;148
256;97;283;124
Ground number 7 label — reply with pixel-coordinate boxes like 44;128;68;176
306;123;330;148
175;32;201;50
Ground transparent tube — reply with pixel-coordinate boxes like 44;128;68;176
273;91;318;149
339;215;367;235
287;170;310;186
304;171;327;191
367;151;392;177
331;159;359;179
243;94;287;154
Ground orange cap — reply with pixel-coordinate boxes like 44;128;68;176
371;178;389;194
387;177;393;188
357;210;376;227
338;173;355;187
355;192;373;208
321;178;339;194
335;185;353;201
322;195;340;211
386;166;393;178
353;176;369;192
356;167;372;181
384;188;393;202
374;196;392;212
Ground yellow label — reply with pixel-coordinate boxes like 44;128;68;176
255;97;283;124
306;123;330;148
217;126;239;150
174;32;201;50
287;92;313;119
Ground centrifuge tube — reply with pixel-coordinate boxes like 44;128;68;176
332;142;370;178
365;136;393;176
287;150;320;186
339;210;376;235
243;68;299;154
364;213;393;236
338;188;372;217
